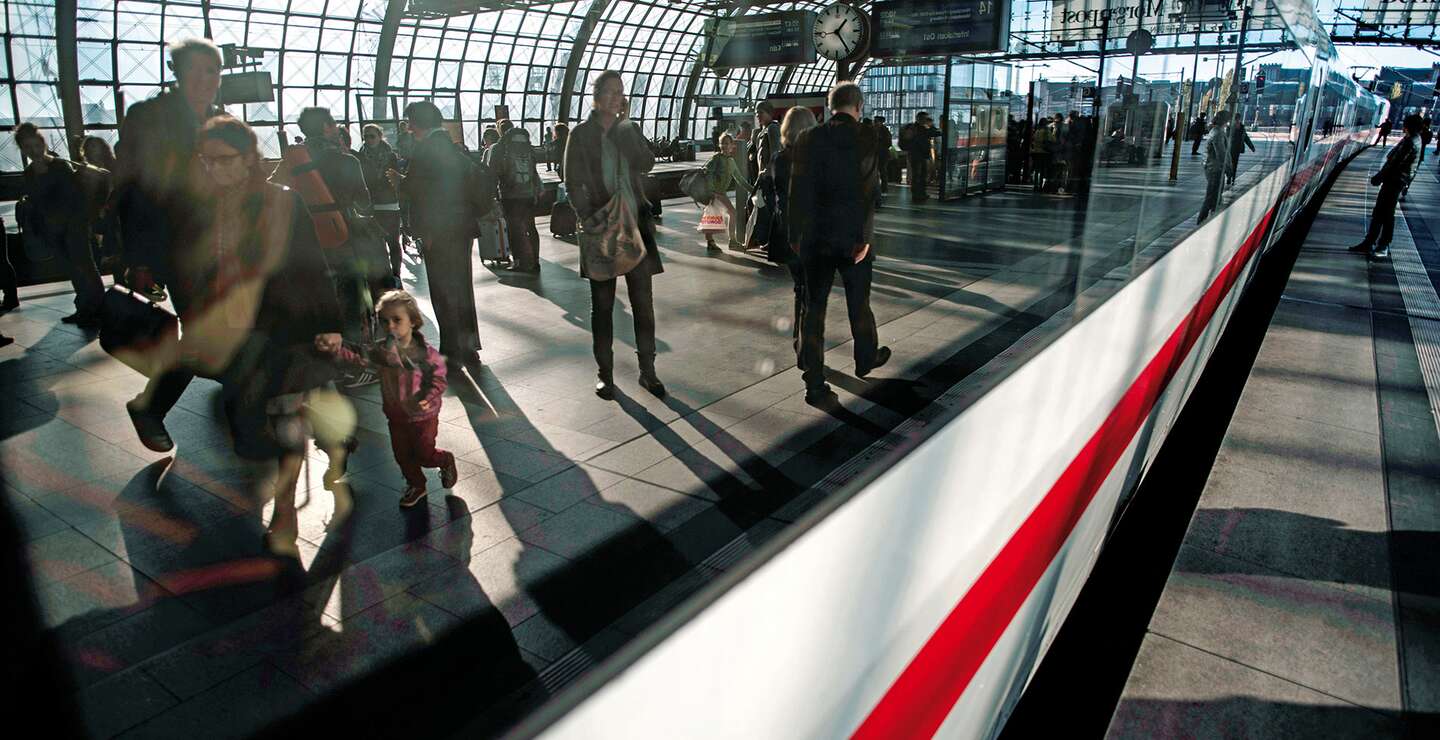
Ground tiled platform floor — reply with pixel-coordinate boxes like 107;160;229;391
1107;149;1440;736
4;143;1289;737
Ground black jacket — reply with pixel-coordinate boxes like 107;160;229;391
400;129;469;239
564;112;663;277
1373;134;1418;190
305;137;371;218
766;147;796;264
114;89;220;283
788;112;882;258
357;140;400;206
748;120;781;183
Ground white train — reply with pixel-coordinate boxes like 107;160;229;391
523;9;1387;740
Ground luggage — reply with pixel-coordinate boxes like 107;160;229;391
477;214;510;265
551;201;577;237
99;285;179;378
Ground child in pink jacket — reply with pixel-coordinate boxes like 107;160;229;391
321;290;457;507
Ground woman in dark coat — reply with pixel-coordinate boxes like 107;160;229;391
175;115;349;551
769;106;819;367
564;70;665;400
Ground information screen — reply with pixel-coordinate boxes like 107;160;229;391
706;11;817;68
872;0;1010;57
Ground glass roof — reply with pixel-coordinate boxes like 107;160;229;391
2;0;846;169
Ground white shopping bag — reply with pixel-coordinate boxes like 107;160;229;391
697;200;728;234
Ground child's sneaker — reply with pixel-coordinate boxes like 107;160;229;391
399;485;427;508
440;452;458;488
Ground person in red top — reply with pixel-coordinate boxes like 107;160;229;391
321;290;458;507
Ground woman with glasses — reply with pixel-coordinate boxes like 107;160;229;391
166;115;350;552
358;123;404;283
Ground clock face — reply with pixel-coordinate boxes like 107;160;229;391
813;3;868;62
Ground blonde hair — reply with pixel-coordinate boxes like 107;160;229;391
780;107;818;148
375;290;423;329
719;132;735;149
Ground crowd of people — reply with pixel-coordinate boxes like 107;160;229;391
4;38;895;548
1005;111;1096;195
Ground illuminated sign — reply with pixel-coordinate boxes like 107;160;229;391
705;11;818;68
872;0;1010;57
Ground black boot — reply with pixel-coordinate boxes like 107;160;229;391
595;369;616;400
638;353;666;398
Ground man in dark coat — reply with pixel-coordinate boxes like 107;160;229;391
1351;114;1422;260
388;101;481;367
116;37;223;452
745;101;782;247
901;111;942;203
789;81;891;406
564;70;666;400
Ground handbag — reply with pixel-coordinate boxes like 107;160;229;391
679;171;712;205
99;285;180;378
579;192;647;281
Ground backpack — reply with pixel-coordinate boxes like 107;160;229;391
497;131;540;200
899;123;916;151
462;151;498;220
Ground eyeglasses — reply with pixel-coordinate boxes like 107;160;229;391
198;153;244;169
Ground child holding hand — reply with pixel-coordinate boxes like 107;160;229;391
320;290;458;508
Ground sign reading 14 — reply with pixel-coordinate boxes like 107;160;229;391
813;2;870;62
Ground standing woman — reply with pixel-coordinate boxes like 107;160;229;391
704;133;750;252
358;123;404;283
565;70;666;400
552;122;569;180
175;115;350;551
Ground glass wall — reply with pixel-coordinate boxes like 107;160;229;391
942;60;1013;198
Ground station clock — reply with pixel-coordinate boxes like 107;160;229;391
813;2;870;63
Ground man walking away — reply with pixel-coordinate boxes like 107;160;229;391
1197;110;1234;222
387;101;482;367
789;81;891;406
1189;112;1208;156
901;112;942;203
487;119;543;273
874;115;893;196
1351;114;1422;260
1378;118;1393;146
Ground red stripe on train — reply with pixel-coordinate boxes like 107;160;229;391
852;206;1278;740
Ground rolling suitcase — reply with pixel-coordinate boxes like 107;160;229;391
550;201;577;237
477;214;510;266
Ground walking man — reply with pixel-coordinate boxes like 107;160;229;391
1351;114;1422;260
387;101;482;367
1197;110;1234;222
789;81;891;406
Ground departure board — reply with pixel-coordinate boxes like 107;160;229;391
706;11;818;68
871;0;1010;57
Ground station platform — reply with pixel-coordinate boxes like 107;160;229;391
1107;147;1440;736
2;140;1297;736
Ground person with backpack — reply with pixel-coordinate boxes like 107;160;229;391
283;107;379;386
486;119;543;273
901;112;942;202
1198;110;1234;222
386;101;482;368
